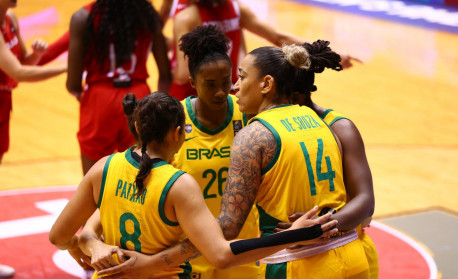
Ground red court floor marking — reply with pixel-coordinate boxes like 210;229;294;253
366;221;437;279
0;187;437;278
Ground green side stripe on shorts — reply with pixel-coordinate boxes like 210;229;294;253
266;262;287;279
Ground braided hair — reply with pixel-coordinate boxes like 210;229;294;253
179;24;231;78
294;40;342;97
85;0;161;67
248;40;341;100
133;92;185;197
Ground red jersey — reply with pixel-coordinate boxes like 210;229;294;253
169;0;241;100
84;2;152;85
0;14;21;91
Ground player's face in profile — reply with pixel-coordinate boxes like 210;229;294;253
192;59;232;110
233;54;263;114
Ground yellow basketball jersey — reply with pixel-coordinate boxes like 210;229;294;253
98;148;190;278
321;109;348;126
320;108;379;279
251;104;346;236
173;95;259;279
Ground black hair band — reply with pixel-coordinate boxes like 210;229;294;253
230;224;322;255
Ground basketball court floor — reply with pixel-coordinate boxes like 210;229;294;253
0;0;457;278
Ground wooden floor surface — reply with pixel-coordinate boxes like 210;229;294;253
0;0;457;219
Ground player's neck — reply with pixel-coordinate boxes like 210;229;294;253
194;98;228;130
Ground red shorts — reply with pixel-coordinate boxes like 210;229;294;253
77;81;150;161
0;91;12;155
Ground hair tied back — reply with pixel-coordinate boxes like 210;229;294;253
282;44;311;70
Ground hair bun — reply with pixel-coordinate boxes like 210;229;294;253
123;93;137;115
282;44;311;70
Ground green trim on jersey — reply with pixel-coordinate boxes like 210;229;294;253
329;116;347;126
266;104;294;111
256;204;282;237
125;148;168;169
185;95;234;135
266;263;287;279
254;119;282;176
178;262;192;279
159;170;186;226
321;109;334;119
98;154;114;208
243;113;248;126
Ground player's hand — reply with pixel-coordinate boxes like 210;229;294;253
89;242;127;272
96;250;157;279
31;39;48;56
287;206;338;246
68;241;93;270
339;54;363;69
275;211;308;233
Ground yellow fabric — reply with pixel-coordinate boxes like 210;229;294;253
252;105;346;229
97;149;188;278
322;109;379;279
258;239;369;279
252;105;368;278
173;95;259;279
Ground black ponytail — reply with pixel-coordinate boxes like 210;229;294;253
133;92;185;197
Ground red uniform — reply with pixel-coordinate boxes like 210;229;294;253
78;3;153;161
0;14;21;155
169;0;241;100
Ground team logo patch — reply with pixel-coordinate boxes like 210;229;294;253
185;124;192;133
233;120;242;135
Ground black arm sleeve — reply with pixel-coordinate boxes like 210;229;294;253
229;224;322;255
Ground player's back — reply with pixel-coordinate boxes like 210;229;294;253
98;148;190;278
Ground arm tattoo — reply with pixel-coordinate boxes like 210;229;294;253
217;121;276;239
160;254;173;265
180;239;201;262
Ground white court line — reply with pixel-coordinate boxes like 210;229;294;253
0;185;77;197
371;220;438;279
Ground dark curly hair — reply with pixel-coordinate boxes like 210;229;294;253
294;40;342;96
122;93;140;143
249;40;341;100
179;24;231;78
133;92;185;198
85;0;161;67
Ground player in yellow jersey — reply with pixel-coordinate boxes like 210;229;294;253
49;92;338;278
213;42;372;279
279;41;378;278
88;42;371;279
172;24;259;279
87;25;260;279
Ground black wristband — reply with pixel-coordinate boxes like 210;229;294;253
230;224;323;255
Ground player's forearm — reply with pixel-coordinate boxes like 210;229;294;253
331;193;374;231
21;52;43;66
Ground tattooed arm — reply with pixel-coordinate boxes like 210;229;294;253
217;120;276;239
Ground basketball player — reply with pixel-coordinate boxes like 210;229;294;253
90;42;370;279
276;40;378;278
80;24;261;279
0;0;66;165
49;92;338;278
66;0;172;175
